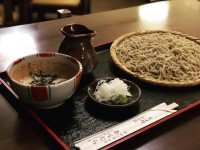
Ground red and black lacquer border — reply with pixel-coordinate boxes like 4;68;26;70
1;43;200;150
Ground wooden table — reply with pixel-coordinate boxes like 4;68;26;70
1;0;200;149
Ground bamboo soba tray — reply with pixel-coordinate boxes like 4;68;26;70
110;30;200;87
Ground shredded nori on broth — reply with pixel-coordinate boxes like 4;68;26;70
30;69;66;86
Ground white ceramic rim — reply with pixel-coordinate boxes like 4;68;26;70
7;52;83;87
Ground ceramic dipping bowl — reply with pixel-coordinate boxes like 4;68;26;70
7;52;82;109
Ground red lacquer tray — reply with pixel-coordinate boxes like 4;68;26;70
1;44;200;150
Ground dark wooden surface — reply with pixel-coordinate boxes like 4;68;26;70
1;0;200;149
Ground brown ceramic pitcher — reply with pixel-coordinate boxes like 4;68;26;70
58;24;98;74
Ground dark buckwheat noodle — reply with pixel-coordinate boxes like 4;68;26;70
115;32;200;82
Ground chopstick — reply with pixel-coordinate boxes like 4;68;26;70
74;102;179;150
151;102;179;113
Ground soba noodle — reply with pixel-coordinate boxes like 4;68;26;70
115;32;200;82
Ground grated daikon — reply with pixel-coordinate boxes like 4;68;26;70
93;78;132;103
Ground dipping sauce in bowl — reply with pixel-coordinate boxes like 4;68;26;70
11;61;77;86
7;52;83;109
